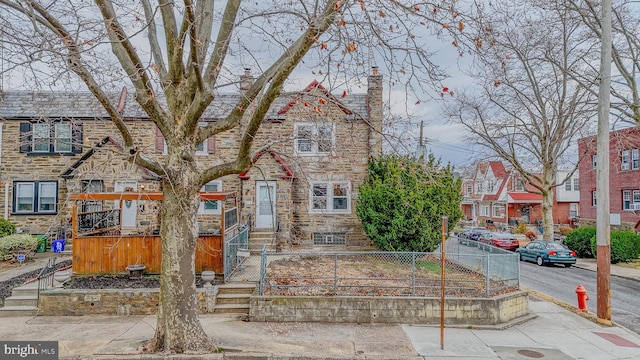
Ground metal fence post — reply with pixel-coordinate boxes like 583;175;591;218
333;253;338;295
411;252;416;296
485;254;490;297
259;243;267;295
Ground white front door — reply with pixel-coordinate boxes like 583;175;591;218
115;181;137;228
255;181;276;229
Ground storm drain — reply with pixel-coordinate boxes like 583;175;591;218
491;346;573;359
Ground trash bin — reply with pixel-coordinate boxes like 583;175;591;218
35;235;47;253
52;239;65;253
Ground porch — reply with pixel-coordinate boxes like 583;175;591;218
69;191;246;277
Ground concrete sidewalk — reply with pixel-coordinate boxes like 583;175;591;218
0;297;639;359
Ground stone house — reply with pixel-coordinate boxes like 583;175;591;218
0;70;383;249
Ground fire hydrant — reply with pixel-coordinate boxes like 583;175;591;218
576;284;589;311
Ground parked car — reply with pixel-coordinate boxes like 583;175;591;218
459;226;489;245
516;241;577;267
477;232;520;251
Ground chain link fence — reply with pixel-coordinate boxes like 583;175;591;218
258;242;519;298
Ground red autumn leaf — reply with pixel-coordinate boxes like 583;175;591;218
347;42;356;52
379;11;385;18
449;91;455;96
318;98;327;104
341;90;347;98
320;42;327;50
442;87;449;92
458;21;465;32
433;7;437;13
494;80;501;87
415;100;421;105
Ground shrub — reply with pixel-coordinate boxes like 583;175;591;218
0;219;16;238
591;231;640;264
558;226;573;236
564;226;596;258
514;222;527;234
0;234;40;261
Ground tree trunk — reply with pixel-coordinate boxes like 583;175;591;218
541;171;555;241
145;160;213;353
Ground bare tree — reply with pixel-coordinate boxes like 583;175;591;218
565;0;640;126
0;0;463;353
446;0;597;239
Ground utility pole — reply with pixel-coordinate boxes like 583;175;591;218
596;0;612;326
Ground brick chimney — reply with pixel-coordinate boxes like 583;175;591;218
367;66;383;157
239;68;253;92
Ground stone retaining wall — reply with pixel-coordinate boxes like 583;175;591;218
250;291;528;325
38;288;528;326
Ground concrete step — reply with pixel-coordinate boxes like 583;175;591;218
0;306;38;317
218;283;256;295
213;303;250;314
216;294;251;306
3;296;38;307
11;286;39;298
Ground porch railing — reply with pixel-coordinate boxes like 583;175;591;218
223;224;249;279
78;209;120;234
36;257;57;301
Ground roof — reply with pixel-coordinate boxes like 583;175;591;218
277;80;352;116
508;192;543;203
0;83;369;121
489;161;507;178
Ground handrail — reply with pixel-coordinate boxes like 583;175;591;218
36;257;57;301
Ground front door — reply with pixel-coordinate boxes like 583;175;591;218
115;181;137;228
255;181;276;229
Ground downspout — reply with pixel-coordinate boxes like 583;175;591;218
0;122;7;220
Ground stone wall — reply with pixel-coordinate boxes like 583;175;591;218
250;291;529;325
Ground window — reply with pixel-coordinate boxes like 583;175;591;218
156;123;215;155
476;182;483;193
492;204;504;217
592;155;597;169
480;205;489;216
19;122;82;154
633;149;639;170
623;190;631;210
592;191;597;206
163;138;209;156
13;181;58;214
465;184;472;195
622;150;630;170
569;203;578;218
313;233;346;245
488;179;495;192
573;178;579;191
81;180;104;213
565;180;572;191
310;182;350;213
294;123;334;155
198;180;222;214
515;178;524;191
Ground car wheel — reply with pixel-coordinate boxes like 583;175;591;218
536;256;544;266
519;253;524;261
564;264;572;268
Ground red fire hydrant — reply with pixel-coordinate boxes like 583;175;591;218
576;284;589;311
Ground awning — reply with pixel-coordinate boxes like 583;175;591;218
508;192;543;203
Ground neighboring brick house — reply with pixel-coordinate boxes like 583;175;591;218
0;70;383;249
461;161;579;228
577;127;640;227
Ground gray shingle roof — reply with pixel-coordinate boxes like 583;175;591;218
0;87;369;121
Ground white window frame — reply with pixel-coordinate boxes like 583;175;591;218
569;203;578;218
565;180;572;191
313;232;346;245
622;150;630;170
294;123;335;156
492;203;504;217
32;123;50;153
633;149;639;170
488;179;495;192
592;190;597;207
592;155;597;169
515;178;524;191
634;190;640;205
573;178;579;191
480;205;489;216
476;182;483;193
54;123;72;153
623;190;631;210
309;181;350;214
465;184;472;195
14;181;58;214
198;180;222;215
163;122;208;156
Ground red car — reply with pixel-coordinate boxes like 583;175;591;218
478;232;520;251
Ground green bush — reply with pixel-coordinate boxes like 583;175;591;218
0;219;16;237
564;226;596;258
591;231;640;264
0;234;40;261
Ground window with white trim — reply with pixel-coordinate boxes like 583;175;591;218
20;122;82;154
465;184;472;195
625;189;640;210
54;123;72;152
198;180;222;214
480;205;489;216
313;232;346;245
13;181;58;214
492;204;504;217
488;179;495;192
565;180;572;191
622;150;630;171
592;191;597;206
476;182;483;193
633;149;639;170
294;123;334;155
515;178;524;191
164;138;208;156
592;155;597;169
310;182;350;213
573;178;579;191
569;203;578;218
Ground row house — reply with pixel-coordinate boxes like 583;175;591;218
578;126;640;228
461;161;580;228
0;70;383;250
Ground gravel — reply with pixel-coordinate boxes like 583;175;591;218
0;260;72;300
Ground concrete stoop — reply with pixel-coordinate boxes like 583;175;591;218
214;283;256;315
248;231;277;254
0;282;39;317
